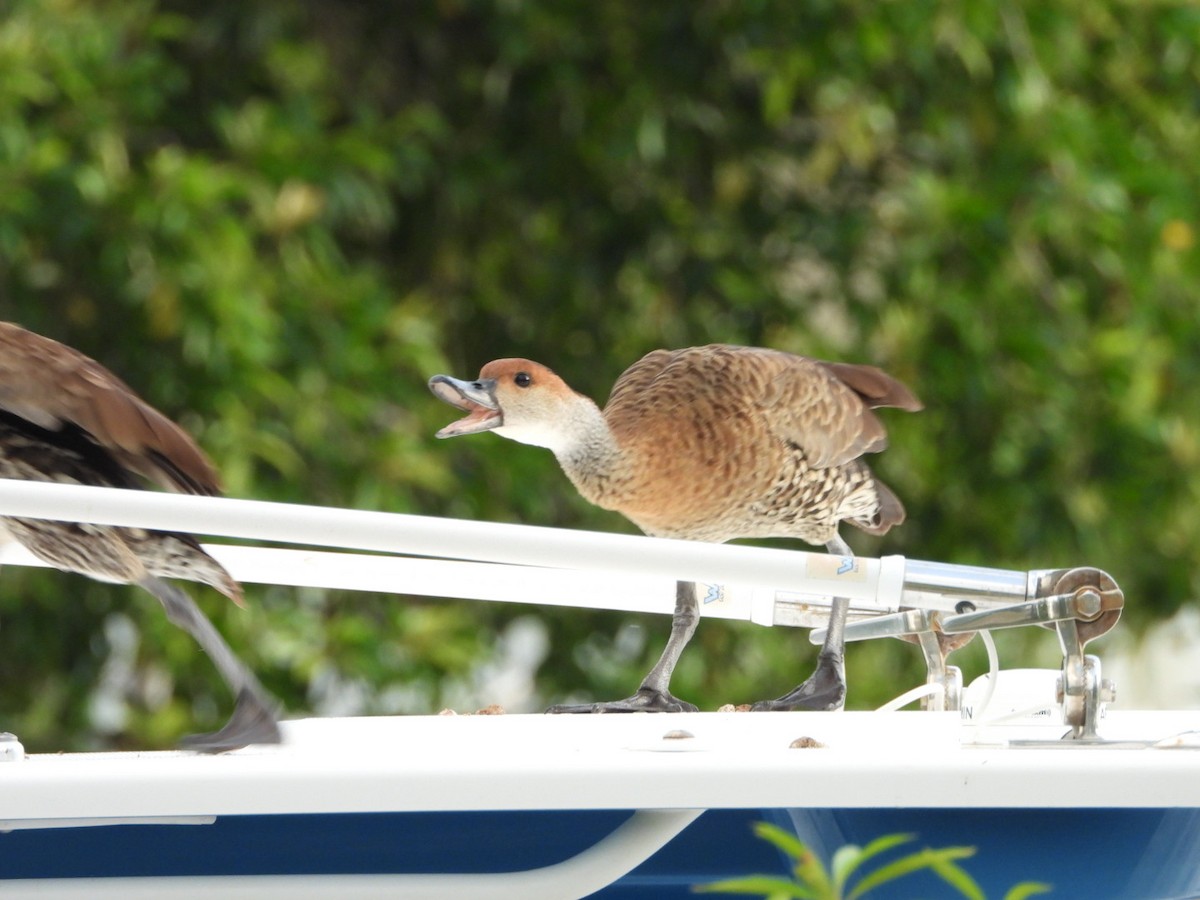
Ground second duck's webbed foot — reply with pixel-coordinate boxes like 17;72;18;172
749;651;846;712
179;687;282;753
546;687;699;714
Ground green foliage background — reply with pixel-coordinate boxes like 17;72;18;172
1;0;1198;748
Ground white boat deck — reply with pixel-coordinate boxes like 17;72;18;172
3;709;1200;827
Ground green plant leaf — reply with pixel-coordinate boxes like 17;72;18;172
846;846;976;900
833;833;916;891
927;850;987;900
830;844;862;890
1004;883;1054;900
706;823;1051;900
750;822;812;861
751;822;833;895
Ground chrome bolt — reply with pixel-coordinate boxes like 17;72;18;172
1076;589;1103;619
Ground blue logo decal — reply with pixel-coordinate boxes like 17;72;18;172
702;584;722;604
836;557;854;576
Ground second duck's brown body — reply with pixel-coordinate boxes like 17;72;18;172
0;321;280;750
0;322;239;599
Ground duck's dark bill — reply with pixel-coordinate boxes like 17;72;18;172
429;376;503;437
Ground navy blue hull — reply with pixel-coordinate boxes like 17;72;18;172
2;806;1198;898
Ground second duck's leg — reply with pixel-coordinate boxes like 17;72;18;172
547;580;700;714
140;577;282;750
750;536;851;712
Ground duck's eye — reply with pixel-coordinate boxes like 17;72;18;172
514;372;532;388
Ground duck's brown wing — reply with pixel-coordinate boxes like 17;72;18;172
759;353;922;470
604;344;920;471
603;348;677;411
0;322;222;495
820;361;923;412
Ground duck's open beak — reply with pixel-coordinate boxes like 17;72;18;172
428;375;503;437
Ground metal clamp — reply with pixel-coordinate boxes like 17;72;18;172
941;567;1121;738
809;565;1124;737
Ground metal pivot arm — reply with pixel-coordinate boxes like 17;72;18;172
941;567;1122;739
937;569;1124;637
809;566;1124;735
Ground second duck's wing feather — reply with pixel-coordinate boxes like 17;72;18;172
0;322;222;496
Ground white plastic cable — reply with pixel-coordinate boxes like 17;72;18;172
875;682;946;713
974;629;1001;720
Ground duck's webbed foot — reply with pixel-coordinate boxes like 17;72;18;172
180;687;282;753
547;687;698;714
750;652;846;712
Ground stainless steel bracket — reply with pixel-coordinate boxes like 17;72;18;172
942;567;1121;739
809;565;1123;737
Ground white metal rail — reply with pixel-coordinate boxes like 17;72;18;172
0;479;1047;628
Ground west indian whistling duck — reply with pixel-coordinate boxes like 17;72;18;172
430;343;921;713
0;321;280;750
